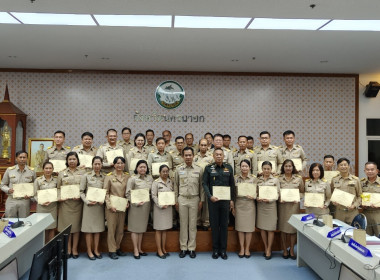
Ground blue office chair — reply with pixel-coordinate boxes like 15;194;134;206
351;213;367;230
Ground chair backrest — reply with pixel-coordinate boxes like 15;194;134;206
351;213;367;230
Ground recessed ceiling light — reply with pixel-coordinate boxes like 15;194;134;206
320;20;380;31
248;18;330;30
94;15;171;27
175;16;251;29
10;12;96;26
0;12;20;24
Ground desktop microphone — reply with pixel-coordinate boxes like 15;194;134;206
10;214;24;229
313;214;325;227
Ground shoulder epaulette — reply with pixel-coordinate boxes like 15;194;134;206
169;150;175;154
150;150;155;153
296;174;302;178
9;166;16;170
106;172;113;176
29;167;34;171
87;171;92;174
47;146;53;149
37;175;43;180
65;146;71;149
99;144;104;148
296;145;302;148
249;150;254;154
352;175;359;179
278;145;283;148
124;172;129;175
225;148;230;152
322;178;327;182
272;145;278;149
332;173;340;178
53;175;58;178
361;177;366;181
305;178;311;182
155;178;159;182
73;145;80;149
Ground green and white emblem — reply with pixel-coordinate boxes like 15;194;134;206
155;81;185;109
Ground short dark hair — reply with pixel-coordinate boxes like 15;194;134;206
324;155;334;161
365;161;378;168
223;134;231;140
106;129;117;135
283;130;295;137
122;127;132;134
146;129;154;135
185;133;194;138
309;163;324;179
92;156;103;165
213;133;223;140
280;159;298;174
240;159;251;168
134;133;146;146
155;137;165;144
182;146;194;155
204;132;213;139
16;150;28;157
43;161;53;169
238;135;247;142
213;147;223;154
162;130;171;136
261;161;272;169
113;156;126;165
81;132;93;139
260;131;271;137
134;160;149;175
337;157;350;166
54;130;65;137
66;151;80;167
175;136;184;143
159;164;169;173
246;136;254;141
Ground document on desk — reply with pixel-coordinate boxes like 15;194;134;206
50;160;66;173
280;189;300;202
361;192;380;207
258;161;276;173
331;188;355;208
158;191;176;206
152;162;169;176
60;184;80;200
131;188;150;204
12;183;34;198
110;195;128;212
37;188;58;204
105;149;124;164
86;187;106;203
323;171;339;183
213;186;231;200
304;192;325;208
258;186;278;200
237;183;256;198
78;154;94;168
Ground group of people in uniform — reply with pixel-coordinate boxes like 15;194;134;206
1;128;379;261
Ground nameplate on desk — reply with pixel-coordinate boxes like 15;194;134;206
348;239;372;257
327;227;341;238
301;213;315;222
3;221;16;238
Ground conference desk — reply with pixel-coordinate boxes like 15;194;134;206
289;214;380;280
0;213;54;277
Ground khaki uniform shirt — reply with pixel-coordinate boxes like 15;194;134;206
164;142;177;153
72;144;97;156
33;175;58;203
187;144;199;154
193;152;213;170
118;140;134;157
151;177;174;208
331;174;362;209
233;149;257;176
174;163;205;203
147;151;173;173
210;147;234;173
127;147;148;173
96;142;124;170
125;174;153;201
361;177;380;208
170;150;185;173
277;145;308;171
144;143;157;154
104;172;129;210
1;165;36;198
305;178;331;208
254;145;281;174
57;167;86;199
235;174;257;200
278;174;305;199
257;175;280;202
80;171;106;205
44;146;71;162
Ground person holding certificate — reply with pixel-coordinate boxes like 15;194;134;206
44;131;71;169
57;152;86;259
256;161;280;260
253;131;281;176
233;136;255;176
104;156;130;260
72;132;97;171
125;160;153;259
277;130;307;174
304;163;331;216
278;159;304;260
33;161;58;242
1;150;36;218
127;133;149;174
147;137;173;179
80;156;106;260
96;129;124;174
331;157;362;224
234;159;257;258
361;162;380;236
151;164;174;259
203;148;235;260
144;129;157;154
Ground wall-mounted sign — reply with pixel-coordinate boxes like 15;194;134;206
155;81;185;109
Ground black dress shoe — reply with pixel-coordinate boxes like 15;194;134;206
282;252;289;259
108;252;118;260
139;252;147;256
67;253;72;259
202;226;209;231
212;251;219;259
156;253;166;259
220;252;228;260
116;249;127;256
238;253;244;258
290;254;297;260
265;254;272;260
189;251;196;258
87;254;96;261
94;253;102;259
164;252;170;257
179;250;187;258
133;254;140;259
72;254;79;259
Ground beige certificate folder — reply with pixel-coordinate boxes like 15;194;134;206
258;161;276;173
50;160;66;173
86;187;106;203
13;183;34;198
304;192;325;208
110;195;128;212
158;191;175;206
331;188;355;208
291;158;303;172
60;184;80;200
131;188;150;204
258;186;278;200
237;183;256;198
213;186;231;200
37;188;58;204
280;189;300;202
78;154;94;168
129;158;141;173
324;171;339;183
152;162;169;176
106;149;124;164
361;192;380;207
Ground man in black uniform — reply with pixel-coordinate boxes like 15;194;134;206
203;148;235;260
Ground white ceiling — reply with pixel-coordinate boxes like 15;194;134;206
1;0;380;73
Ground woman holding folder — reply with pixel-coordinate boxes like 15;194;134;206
34;161;58;242
80;156;106;260
57;151;86;259
151;164;173;259
147;137;173;179
127;133;148;174
234;159;257;258
278;159;304;260
256;161;280;260
125;160;153;259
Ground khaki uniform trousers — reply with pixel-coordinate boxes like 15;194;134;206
5;197;30;218
363;209;380;237
197;198;209;227
335;208;359;225
179;195;199;251
106;208;126;252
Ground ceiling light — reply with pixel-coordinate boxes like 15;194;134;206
0;12;20;24
248;18;330;30
10;12;96;26
94;15;171;27
175;16;251;29
320;20;380;31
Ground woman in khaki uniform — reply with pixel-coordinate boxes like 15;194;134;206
80;156;105;260
147;137;173;179
126;160;153;259
104;156;130;260
57;152;86;258
234;159;257;258
278;159;305;260
151;165;173;259
256;161;280;260
34;161;58;242
127;133;148;174
305;163;331;215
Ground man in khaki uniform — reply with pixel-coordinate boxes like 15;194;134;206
223;134;237;153
254;131;281;175
323;155;335;171
233;136;256;176
97;129;125;173
72;131;97;170
163;130;177;153
44;130;71;162
147;137;173;177
118;127;133;157
361;162;380;236
185;133;199;154
204;132;214;150
246;136;255;153
210;134;234;173
1;151;36;217
170;136;185;176
144;129;157;154
175;147;204;258
277;130;308;172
